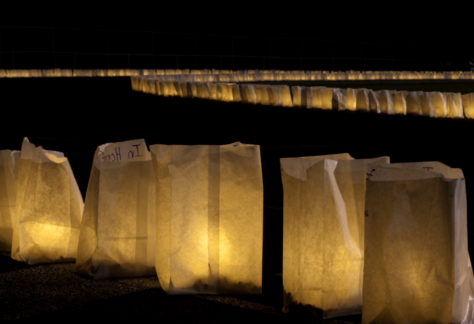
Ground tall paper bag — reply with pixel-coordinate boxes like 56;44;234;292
363;162;474;324
0;150;20;251
281;153;390;319
11;138;84;264
74;139;156;279
151;142;263;294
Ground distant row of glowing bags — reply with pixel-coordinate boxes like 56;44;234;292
2;68;474;80
133;78;472;119
0;139;472;323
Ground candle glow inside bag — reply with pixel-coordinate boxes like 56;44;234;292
74;139;156;279
281;153;390;319
151;142;263;294
363;162;474;324
11;138;84;264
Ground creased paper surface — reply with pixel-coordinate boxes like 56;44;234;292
363;162;474;324
281;153;390;318
75;139;156;279
151;142;263;294
11;138;83;264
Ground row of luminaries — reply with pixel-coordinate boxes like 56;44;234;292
0;138;472;323
3;69;474;81
133;77;472;119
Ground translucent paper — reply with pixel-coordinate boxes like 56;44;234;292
363;162;474;324
392;91;407;115
420;92;435;117
406;91;423;115
151;142;263;294
281;153;390;319
356;89;370;112
0;150;20;251
461;93;474;118
376;90;395;114
446;93;464;118
74;139;156;279
332;88;347;110
11;138;84;264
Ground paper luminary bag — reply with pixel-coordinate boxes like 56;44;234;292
74;139;156;279
280;153;390;319
151;142;263;294
363;162;474;324
11;138;84;264
0;150;20;251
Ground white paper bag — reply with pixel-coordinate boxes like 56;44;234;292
363;162;474;324
368;90;380;113
310;87;326;109
345;89;358;111
432;92;447;118
281;153;390;319
461;93;474;119
446;93;464;118
151;142;263;294
406;91;423;115
392;91;407;115
420;92;435;117
291;86;302;107
376;90;395;115
356;89;370;112
74;139;156;279
0;150;20;251
11;138;84;264
332;88;347;110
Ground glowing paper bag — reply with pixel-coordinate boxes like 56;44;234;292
74;139;156;279
281;153;390;319
376;90;395;115
392;91;407;115
461;93;474;118
420;92;435;117
363;162;474;324
0;150;20;251
346;89;358;111
406;91;423;115
291;86;302;107
11;138;84;264
356;89;370;112
332;88;347;110
151;142;263;294
432;92;447;118
446;93;464;118
367;90;380;113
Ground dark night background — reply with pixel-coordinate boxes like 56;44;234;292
1;5;474;323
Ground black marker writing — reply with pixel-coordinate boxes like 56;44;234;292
115;147;121;161
128;144;143;159
367;169;376;180
423;167;433;171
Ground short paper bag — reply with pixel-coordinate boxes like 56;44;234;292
363;162;474;324
281;153;390;319
151;142;263;294
11;138;84;264
74;139;156;279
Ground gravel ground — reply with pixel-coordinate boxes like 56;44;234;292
0;252;360;323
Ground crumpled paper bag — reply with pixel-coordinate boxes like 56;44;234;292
74;139;156;279
11;138;84;264
0;150;20;251
281;153;390;319
363;162;474;324
151;142;263;294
